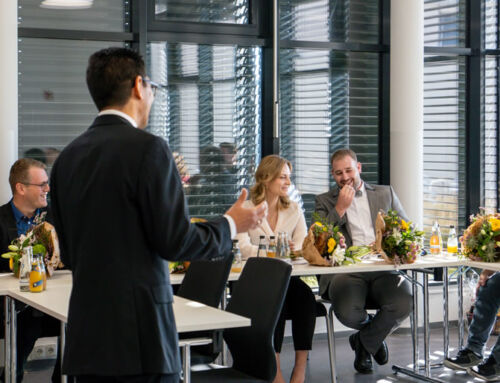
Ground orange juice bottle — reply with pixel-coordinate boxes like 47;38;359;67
29;256;43;293
267;236;277;258
447;225;458;254
231;240;243;273
429;221;441;255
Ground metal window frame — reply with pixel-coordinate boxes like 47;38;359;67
16;0;500;219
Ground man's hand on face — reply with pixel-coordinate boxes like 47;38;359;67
335;184;355;218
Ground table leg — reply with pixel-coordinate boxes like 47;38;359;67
392;269;447;383
60;322;67;383
326;306;337;383
221;286;228;366
457;268;464;349
423;272;430;376
4;297;11;383
411;270;419;371
181;344;191;383
9;297;16;383
442;267;449;359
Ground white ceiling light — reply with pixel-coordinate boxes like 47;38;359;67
40;0;93;9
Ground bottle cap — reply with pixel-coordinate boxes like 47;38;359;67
259;235;265;239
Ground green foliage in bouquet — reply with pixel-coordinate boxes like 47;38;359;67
381;210;424;264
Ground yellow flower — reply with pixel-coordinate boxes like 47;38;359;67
327;237;336;253
401;219;409;231
489;218;500;232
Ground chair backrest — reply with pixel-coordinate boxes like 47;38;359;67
224;257;292;381
177;255;233;307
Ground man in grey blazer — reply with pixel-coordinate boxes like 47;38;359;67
315;149;412;374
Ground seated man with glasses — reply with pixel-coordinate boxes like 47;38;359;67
0;157;61;383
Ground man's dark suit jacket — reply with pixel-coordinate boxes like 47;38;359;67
0;202;19;272
50;115;232;377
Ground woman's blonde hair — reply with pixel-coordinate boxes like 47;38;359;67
250;155;292;210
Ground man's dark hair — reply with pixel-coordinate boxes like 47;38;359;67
86;47;146;111
331;148;358;165
9;158;47;194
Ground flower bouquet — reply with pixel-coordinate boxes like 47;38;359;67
169;217;208;273
1;212;62;277
302;213;363;266
373;210;424;265
460;212;500;262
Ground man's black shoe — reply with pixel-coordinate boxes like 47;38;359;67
349;332;373;374
443;348;482;370
467;355;500;381
373;341;388;365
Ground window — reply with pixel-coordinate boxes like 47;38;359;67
280;0;379;43
18;38;126;169
423;56;466;235
18;0;129;32
148;42;262;219
278;0;381;225
154;0;249;24
424;0;466;47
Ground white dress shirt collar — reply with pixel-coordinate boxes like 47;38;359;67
346;181;375;246
98;109;138;128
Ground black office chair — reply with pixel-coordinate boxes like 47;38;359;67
192;257;292;383
177;256;233;364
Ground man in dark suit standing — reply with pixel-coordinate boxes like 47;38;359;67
314;149;412;374
0;158;61;382
49;47;267;383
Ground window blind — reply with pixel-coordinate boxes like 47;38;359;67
18;0;127;32
485;0;498;49
148;43;261;220
424;0;466;47
423;56;466;237
279;48;379;224
154;0;249;24
484;57;498;212
279;0;379;44
18;38;123;170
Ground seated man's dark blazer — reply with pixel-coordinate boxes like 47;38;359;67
0;203;52;270
0;202;18;272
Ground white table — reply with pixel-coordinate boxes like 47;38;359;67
463;259;500;271
172;254;464;383
1;272;250;383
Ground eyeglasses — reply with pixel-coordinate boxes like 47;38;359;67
131;76;165;97
142;77;160;96
22;181;49;189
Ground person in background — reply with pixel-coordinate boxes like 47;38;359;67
236;154;315;383
219;142;236;174
314;148;412;374
0;158;60;383
50;47;267;383
44;147;61;168
444;270;500;381
23;147;47;164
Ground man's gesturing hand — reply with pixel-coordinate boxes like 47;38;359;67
226;188;268;233
336;184;355;217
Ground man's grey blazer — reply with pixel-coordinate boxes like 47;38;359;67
314;182;408;296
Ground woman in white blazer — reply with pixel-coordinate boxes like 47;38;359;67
236;155;316;383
